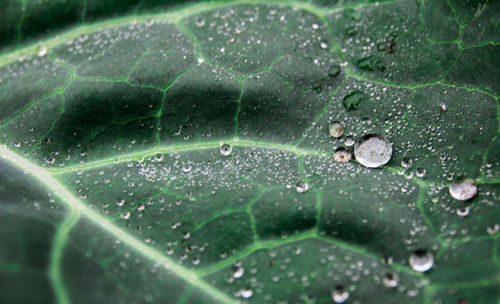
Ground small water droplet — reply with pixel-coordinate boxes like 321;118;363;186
312;23;319;30
232;265;244;278
382;272;399;288
182;163;192;173
320;41;328;49
487;224;499;235
354;134;392;168
116;199;125;207
195;17;205;27
37;46;48;57
409;250;433;272
329;122;344;138
344;136;355;147
416;168;426;178
456;206;470;217
239;289;253;299
121;212;130;219
333;147;351;163
449;179;478;201
296;182;309;193
46;157;56;165
220;144;232;156
401;158;412;168
331;286;349;303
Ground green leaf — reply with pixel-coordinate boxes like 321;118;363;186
0;1;499;303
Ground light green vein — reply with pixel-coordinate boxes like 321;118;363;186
0;145;236;304
49;209;80;304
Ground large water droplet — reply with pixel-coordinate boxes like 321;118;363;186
220;144;232;156
382;272;399;288
343;91;368;111
333;147;351;163
296;182;309;193
354;134;392;168
449;179;478;201
331;286;349;303
329;122;344;138
409;250;433;272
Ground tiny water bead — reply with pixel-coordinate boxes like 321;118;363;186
329;122;344;138
37;46;48;57
382;272;399;288
416;168;426;178
449;179;478;201
409;250;434;272
487;224;499;235
344;136;355;147
296;182;309;193
116;199;125;207
331;286;349;303
354;134;392;168
401;158;412;168
456;206;470;217
232;264;244;278
220;144;232;156
238;289;253;299
333;147;351;163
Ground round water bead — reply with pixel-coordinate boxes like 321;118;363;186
456;206;470;217
220;144;232;156
487;224;499;235
409;250;433;272
331;286;349;303
449;179;478;201
354;134;392;168
382;272;399;288
344;136;355;147
296;182;309;193
333;147;351;163
329;122;344;138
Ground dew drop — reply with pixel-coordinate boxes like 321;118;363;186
232;265;244;278
331;286;349;303
344;136;355;147
312;23;319;30
37;46;48;57
333;147;351;163
296;182;309;193
239;289;253;299
449;179;478;201
320;41;328;49
401;158;412;168
195;17;205;27
220;144;232;156
456;206;470;217
116;199;125;207
329;122;344;138
487;224;499;235
46;157;56;165
121;212;130;219
354;134;392;168
182;163;192;173
416;168;426;178
409;250;433;272
382;272;399;288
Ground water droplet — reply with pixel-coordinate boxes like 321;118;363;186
239;289;253;299
320;41;328;49
220;144;232;156
449;179;478;201
344;136;355;147
416;168;426;178
46;157;56;165
331;286;349;303
37;46;48;57
401;158;412;168
329;122;344;138
333;147;351;163
409;250;433;272
195;17;205;27
182;163;192;173
296;182;309;193
456;206;470;217
121;212;130;219
232;265;244;278
116;199;125;207
382;272;399;288
312;23;319;30
343;91;368;111
354;134;392;168
487;224;499;235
